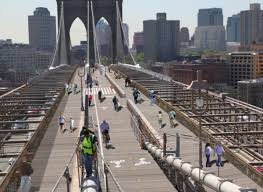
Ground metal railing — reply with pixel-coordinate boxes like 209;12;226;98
96;149;124;192
51;148;79;192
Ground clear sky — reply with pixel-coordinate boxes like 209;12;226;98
0;0;262;46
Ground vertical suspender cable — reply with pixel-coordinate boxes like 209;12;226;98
91;1;97;66
116;1;137;65
86;0;90;72
91;1;102;66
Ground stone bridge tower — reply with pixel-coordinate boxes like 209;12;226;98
56;0;123;66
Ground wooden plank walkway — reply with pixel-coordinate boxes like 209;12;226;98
89;71;176;192
31;72;83;192
108;71;262;191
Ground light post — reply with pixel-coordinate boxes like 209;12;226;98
78;66;85;111
187;70;209;190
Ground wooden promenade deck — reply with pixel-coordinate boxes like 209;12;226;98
31;72;83;192
89;71;176;191
108;72;262;191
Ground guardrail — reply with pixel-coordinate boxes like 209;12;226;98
127;97;255;192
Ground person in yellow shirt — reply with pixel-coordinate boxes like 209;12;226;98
79;129;97;178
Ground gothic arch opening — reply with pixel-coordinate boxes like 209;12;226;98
96;17;113;65
70;17;87;64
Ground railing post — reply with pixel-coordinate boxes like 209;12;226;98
163;133;167;157
104;163;109;192
63;167;71;192
176;133;180;157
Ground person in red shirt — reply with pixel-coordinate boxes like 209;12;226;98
88;95;93;106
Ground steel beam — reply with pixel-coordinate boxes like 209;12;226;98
211;131;263;136
202;121;261;126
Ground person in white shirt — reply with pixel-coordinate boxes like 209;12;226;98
69;117;74;133
215;142;225;167
204;143;212;167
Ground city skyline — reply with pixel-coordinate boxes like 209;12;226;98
0;0;262;46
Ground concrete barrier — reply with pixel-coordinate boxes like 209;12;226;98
105;72;126;98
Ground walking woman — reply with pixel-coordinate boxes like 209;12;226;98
204;143;212;167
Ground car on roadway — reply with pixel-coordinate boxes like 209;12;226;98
11;120;29;130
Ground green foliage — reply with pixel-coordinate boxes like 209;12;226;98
124;53;144;64
100;57;111;66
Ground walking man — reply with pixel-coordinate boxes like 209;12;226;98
79;129;97;178
18;154;33;192
74;83;78;94
125;77;131;87
133;89;140;104
204;143;212;167
65;83;69;95
69;117;74;133
158;111;163;129
112;96;119;111
215;142;224;167
169;110;177;128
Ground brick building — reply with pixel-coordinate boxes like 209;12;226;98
164;61;228;85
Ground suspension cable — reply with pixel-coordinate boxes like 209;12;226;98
86;0;90;71
49;1;64;69
91;1;102;67
116;1;137;65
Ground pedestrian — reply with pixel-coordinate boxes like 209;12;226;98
133;89;140;104
79;129;97;178
150;90;156;105
88;95;93;106
125;77;130;87
69;117;74;133
169;110;177;128
152;91;157;104
18;154;33;192
100;120;110;148
158;111;163;129
98;90;102;102
204;143;212;167
74;83;78;94
89;83;92;90
80;126;95;141
58;112;66;132
65;83;69;95
215;142;225;167
94;77;99;86
112;96;119;111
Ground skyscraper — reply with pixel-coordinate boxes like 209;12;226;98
227;14;240;42
143;13;180;63
180;27;190;43
194;26;226;51
133;32;144;53
240;3;263;47
96;19;112;57
28;7;56;52
195;8;226;51
198;8;223;26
